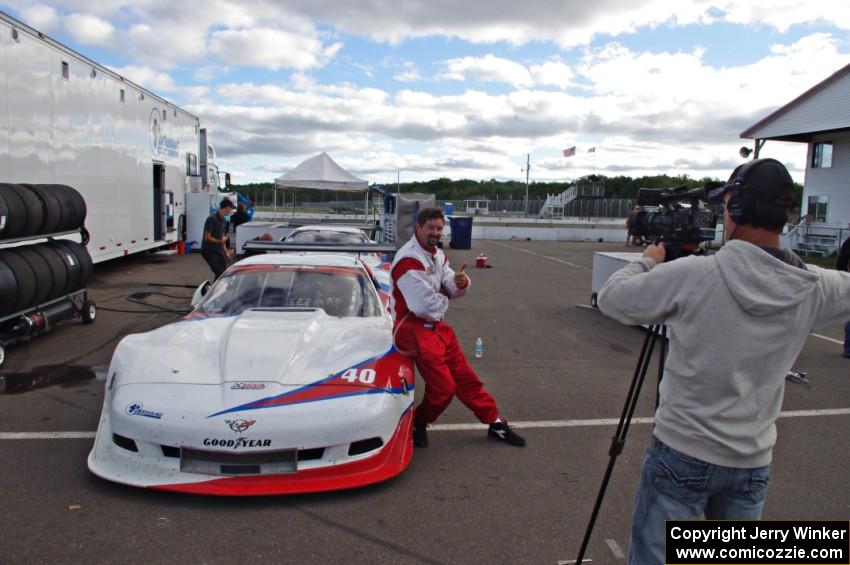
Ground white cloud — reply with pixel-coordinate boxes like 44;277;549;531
209;27;341;70
190;31;847;182
108;64;178;92
65;12;114;45
19;4;60;32
264;0;850;47
530;60;574;89
394;62;421;82
439;55;575;89
440;54;533;87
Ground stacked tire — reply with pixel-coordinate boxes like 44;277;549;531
0;183;87;239
0;240;93;317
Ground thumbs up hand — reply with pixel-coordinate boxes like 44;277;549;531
454;262;468;288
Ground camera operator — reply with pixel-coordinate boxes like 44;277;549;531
597;158;850;565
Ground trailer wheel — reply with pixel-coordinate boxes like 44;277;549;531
81;300;97;324
591;292;598;308
0;343;5;368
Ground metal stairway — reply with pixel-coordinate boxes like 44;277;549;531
538;184;578;218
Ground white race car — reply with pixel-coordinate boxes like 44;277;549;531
281;224;392;293
88;252;415;495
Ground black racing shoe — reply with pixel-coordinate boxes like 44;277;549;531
488;421;526;447
413;421;429;448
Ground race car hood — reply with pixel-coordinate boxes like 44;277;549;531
109;308;393;387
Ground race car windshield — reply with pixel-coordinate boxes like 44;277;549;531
197;265;382;318
285;230;371;244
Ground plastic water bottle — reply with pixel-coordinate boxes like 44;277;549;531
474;337;483;359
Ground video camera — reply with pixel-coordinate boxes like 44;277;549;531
627;184;719;260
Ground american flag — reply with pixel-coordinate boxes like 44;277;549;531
588;147;596;153
563;146;576;157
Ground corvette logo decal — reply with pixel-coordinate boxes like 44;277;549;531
208;347;414;418
225;419;256;433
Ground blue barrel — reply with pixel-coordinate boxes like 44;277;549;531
449;216;473;249
443;202;454;215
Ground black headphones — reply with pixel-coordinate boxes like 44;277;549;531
726;186;753;224
724;158;791;225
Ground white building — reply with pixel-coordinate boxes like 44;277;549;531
741;62;850;254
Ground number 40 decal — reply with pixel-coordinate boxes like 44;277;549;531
340;368;376;384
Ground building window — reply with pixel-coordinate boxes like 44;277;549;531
812;142;833;168
807;195;828;222
61;61;69;80
12;28;20;42
186;153;198;175
120;89;125;103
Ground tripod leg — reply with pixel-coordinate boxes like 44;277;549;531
655;325;667;410
574;325;662;564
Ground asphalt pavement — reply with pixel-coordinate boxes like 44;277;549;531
1;240;848;565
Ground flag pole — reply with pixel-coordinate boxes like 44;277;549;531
524;153;530;217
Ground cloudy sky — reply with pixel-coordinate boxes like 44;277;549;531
2;1;849;185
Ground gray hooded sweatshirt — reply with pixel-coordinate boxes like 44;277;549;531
598;239;850;468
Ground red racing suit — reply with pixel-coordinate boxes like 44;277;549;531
390;236;499;425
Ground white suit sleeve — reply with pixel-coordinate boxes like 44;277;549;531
397;270;450;322
440;260;469;298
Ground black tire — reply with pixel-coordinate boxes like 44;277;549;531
49;241;82;295
81;300;96;324
30;244;68;302
67;185;87;227
0;190;9;240
11;246;52;306
53;184;87;230
0;248;36;311
61;240;93;288
0;183;27;238
48;184;79;231
10;183;44;236
22;184;62;235
0;344;5;368
590;292;598;308
0;257;19;316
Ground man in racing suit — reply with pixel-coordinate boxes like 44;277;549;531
598;158;850;565
390;207;525;448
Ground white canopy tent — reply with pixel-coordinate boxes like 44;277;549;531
274;153;370;218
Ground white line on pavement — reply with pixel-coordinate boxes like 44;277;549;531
605;539;625;560
489;240;592;270
430;408;850;431
1;408;848;440
810;332;844;345
0;431;96;440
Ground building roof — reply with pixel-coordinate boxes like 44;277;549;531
740;62;850;141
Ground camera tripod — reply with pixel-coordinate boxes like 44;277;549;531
573;324;667;565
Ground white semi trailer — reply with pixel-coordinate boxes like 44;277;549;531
0;10;224;262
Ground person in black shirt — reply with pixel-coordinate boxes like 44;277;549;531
837;235;850;357
201;198;234;280
231;202;250;231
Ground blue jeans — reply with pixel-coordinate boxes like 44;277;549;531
629;437;770;565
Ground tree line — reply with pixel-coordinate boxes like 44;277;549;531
233;174;804;207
